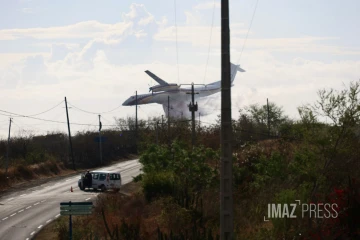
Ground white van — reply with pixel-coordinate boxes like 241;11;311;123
78;171;121;192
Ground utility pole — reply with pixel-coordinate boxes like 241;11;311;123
267;98;270;137
168;96;170;145
98;115;103;165
199;112;201;129
188;83;198;147
65;97;75;171
220;0;233;239
156;121;159;145
5;117;12;174
135;91;138;153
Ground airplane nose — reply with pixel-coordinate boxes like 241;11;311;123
122;97;133;106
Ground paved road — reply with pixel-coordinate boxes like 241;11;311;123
0;159;141;240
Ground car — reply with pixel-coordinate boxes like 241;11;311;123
78;170;121;192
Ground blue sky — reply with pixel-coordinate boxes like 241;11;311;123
0;0;359;138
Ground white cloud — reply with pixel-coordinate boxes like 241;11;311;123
21;7;38;14
155;25;360;55
0;2;359;138
123;3;155;26
193;2;220;10
0;21;132;41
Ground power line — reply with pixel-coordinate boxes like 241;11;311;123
235;0;259;65
174;0;180;84
26;100;65;117
67;102;123;115
203;0;216;84
0;109;120;127
0;101;64;118
100;115;114;124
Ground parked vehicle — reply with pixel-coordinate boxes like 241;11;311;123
78;171;121;192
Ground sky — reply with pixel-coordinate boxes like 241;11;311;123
0;0;359;139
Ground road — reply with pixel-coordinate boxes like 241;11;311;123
0;159;141;240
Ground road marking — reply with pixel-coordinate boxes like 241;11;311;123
85;198;91;201
30;231;35;235
26;238;29;240
65;179;71;182
41;200;46;203
38;225;43;229
7;197;14;201
55;214;60;218
34;202;40;206
10;213;16;217
46;219;52;223
20;194;26;197
18;209;24;213
2;217;8;220
26;206;32;209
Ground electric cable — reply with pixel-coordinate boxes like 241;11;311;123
232;0;259;77
174;0;180;85
203;0;216;84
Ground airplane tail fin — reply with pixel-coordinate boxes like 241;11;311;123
231;63;245;83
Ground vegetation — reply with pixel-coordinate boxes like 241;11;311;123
2;81;360;239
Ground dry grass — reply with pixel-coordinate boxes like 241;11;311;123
0;160;68;191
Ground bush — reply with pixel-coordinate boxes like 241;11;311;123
142;171;175;202
15;165;33;180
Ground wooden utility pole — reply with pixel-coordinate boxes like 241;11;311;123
65;97;75;171
98;115;103;165
5;117;12;174
167;96;170;145
220;0;233;239
267;98;270;137
188;83;198;147
135;91;138;152
156;121;159;145
199;112;201;129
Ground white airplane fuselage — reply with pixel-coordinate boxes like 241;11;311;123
122;63;245;117
124;84;221;106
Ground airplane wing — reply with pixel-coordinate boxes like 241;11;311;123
145;70;169;86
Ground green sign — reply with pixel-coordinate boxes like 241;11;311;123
60;206;92;211
60;211;92;216
60;201;93;216
60;202;92;206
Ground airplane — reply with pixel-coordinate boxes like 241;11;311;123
122;63;245;118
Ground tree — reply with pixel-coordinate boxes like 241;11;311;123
235;102;289;141
297;80;360;237
297;80;360;187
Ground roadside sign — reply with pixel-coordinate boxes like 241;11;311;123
60;201;93;216
60;211;92;216
60;202;92;206
60;201;93;240
60;206;92;211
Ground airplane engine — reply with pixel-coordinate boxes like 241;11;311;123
149;84;179;93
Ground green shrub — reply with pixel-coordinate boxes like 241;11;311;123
142;171;175;202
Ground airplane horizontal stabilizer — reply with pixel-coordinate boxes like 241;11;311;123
145;70;168;86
